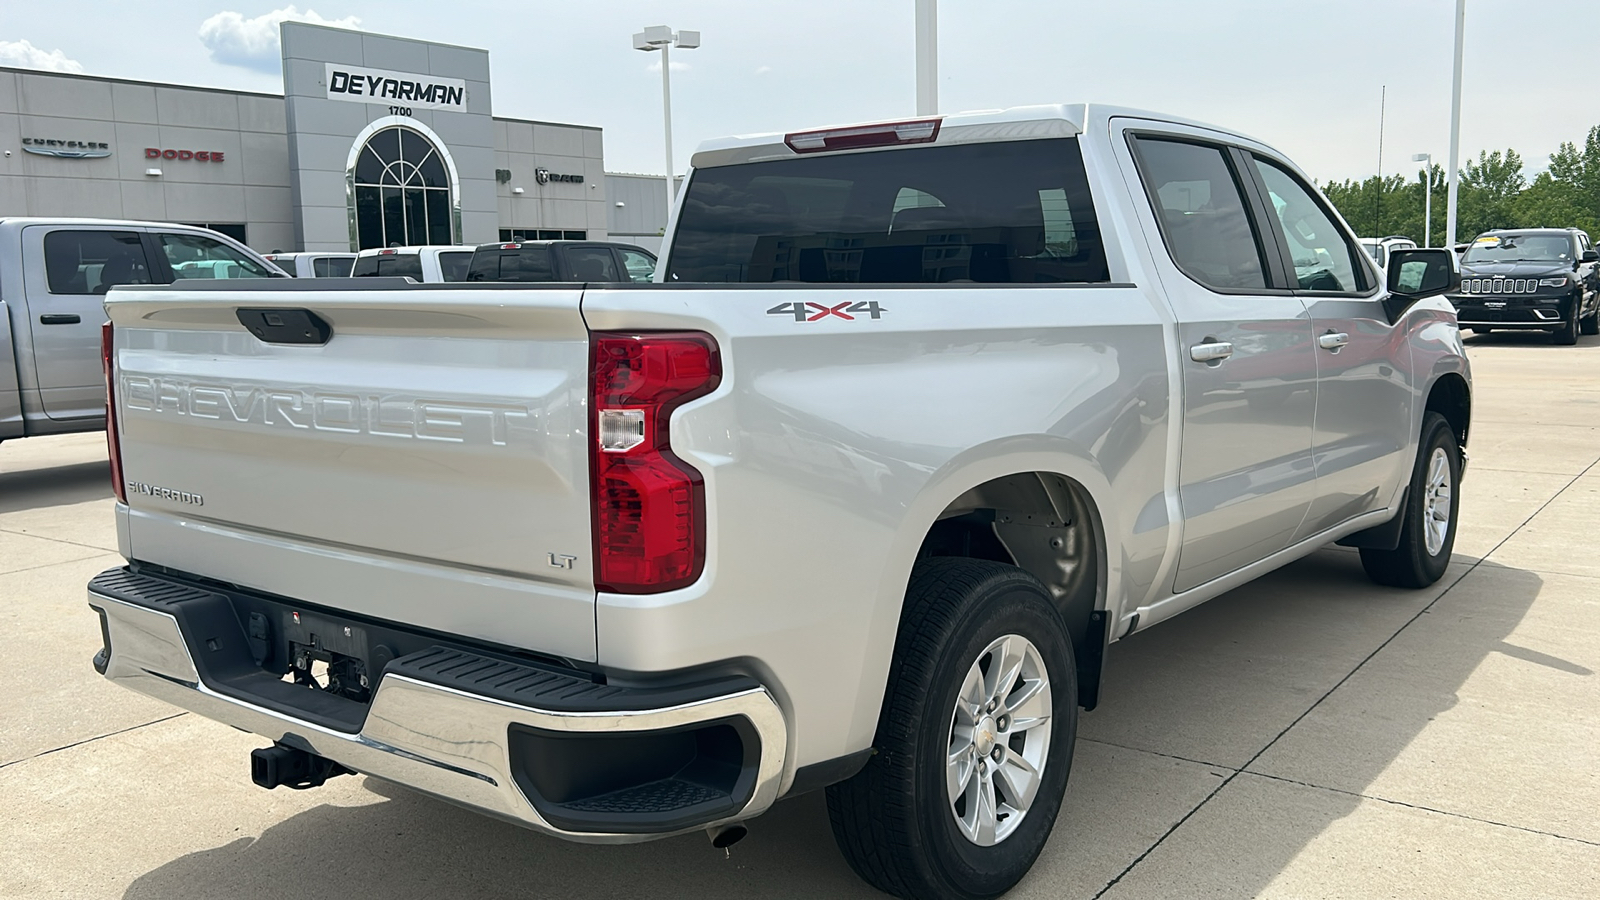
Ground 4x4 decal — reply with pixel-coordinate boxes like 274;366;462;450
767;300;887;322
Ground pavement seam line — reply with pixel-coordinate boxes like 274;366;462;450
0;526;119;555
1090;451;1600;898
0;713;186;772
0;551;123;578
1243;770;1600;848
1076;736;1231;771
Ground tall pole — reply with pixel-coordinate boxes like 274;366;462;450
1375;85;1386;235
1423;159;1433;247
660;43;676;204
1446;0;1466;248
915;0;938;115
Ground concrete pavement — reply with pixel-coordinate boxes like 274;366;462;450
2;331;1597;899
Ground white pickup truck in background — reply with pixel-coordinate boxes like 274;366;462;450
87;105;1467;899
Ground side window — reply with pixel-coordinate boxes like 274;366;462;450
313;257;354;277
566;247;620;281
618;248;658;283
43;230;153;294
1251;158;1364;292
438;252;472;283
157;232;273;280
1132;137;1268;291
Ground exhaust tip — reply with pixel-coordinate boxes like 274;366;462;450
707;822;748;849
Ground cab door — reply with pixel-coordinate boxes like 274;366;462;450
1243;155;1413;536
1118;126;1319;593
22;225;154;420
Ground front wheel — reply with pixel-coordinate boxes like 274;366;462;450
828;558;1077;900
1360;412;1461;588
1553;306;1580;345
1581;302;1599;336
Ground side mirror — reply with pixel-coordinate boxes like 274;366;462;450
1582;249;1598;263
1383;248;1461;322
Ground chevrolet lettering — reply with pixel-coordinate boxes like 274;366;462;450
119;377;536;446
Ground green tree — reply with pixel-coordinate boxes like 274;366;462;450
1457;149;1525;237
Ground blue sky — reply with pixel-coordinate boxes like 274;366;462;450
6;1;1598;184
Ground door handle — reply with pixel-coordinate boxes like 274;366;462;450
39;314;81;325
1189;341;1234;363
1318;331;1350;350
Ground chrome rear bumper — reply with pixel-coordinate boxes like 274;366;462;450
88;579;787;844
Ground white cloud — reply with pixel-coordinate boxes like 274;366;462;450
754;65;772;75
645;59;691;75
198;5;360;73
0;39;84;73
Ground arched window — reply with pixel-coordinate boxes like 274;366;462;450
348;124;457;249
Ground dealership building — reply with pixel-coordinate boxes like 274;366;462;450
0;21;671;253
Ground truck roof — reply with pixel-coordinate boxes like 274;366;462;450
688;103;1273;170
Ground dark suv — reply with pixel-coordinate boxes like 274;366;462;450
1450;228;1600;344
465;241;657;283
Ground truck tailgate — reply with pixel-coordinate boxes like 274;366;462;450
106;283;597;661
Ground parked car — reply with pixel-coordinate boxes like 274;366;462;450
89;105;1468;900
465;240;657;282
1358;235;1418;272
0;217;283;445
351;246;474;282
1449;227;1600;344
263;252;357;278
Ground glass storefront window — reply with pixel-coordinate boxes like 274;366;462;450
350;125;455;249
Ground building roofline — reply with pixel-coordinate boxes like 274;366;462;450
493;114;601;132
281;20;488;55
0;64;284;100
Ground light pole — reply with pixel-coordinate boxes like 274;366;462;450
633;25;700;209
1445;0;1466;249
915;0;937;115
1413;152;1433;247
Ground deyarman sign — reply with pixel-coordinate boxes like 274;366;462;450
324;63;467;111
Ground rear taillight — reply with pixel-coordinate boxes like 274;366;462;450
589;332;721;593
102;322;126;503
784;117;942;154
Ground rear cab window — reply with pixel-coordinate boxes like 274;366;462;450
438;251;472;282
314;256;354;277
565;247;620;281
353;254;424;279
666;138;1109;283
467;246;557;282
1129;137;1270;292
43;230;153;294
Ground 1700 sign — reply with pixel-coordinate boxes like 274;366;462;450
767;300;886;322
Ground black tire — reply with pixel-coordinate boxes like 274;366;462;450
1553;305;1580;345
827;558;1078;900
1581;302;1599;336
1360;412;1460;588
1470;327;1493;335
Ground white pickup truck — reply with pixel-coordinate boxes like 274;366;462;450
88;105;1468;899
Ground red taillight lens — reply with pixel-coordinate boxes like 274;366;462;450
590;332;721;593
102;322;126;503
784;117;942;154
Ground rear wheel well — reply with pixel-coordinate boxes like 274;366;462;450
1426;373;1471;449
916;472;1107;709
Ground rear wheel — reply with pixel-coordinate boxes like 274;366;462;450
1361;412;1460;588
828;558;1077;900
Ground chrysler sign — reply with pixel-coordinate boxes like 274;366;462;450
325;63;466;111
22;137;111;159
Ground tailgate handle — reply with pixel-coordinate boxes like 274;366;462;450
39;314;81;325
236;308;332;345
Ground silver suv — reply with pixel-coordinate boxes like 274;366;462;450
88;105;1467;899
